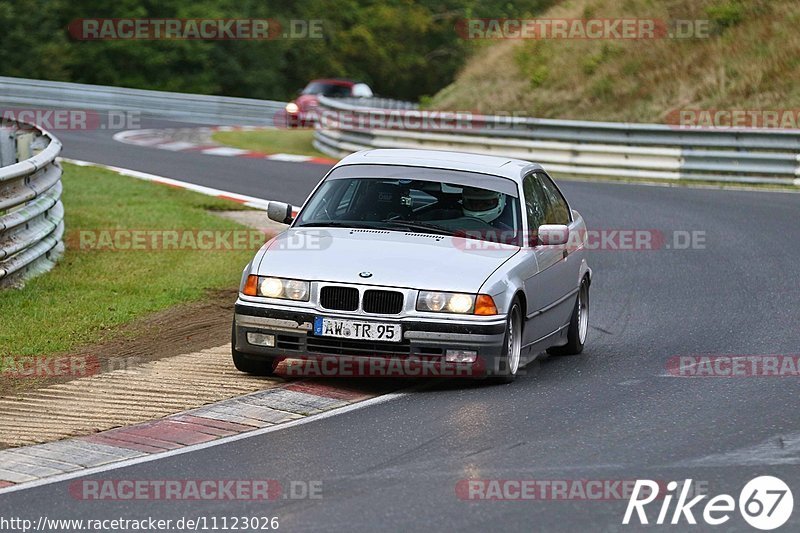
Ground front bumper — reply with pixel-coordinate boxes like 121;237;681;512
234;301;507;377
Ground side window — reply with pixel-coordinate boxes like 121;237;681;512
522;173;547;236
537;172;571;225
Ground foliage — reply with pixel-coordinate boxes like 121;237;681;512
0;0;555;101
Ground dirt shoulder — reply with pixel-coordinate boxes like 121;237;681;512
0;288;238;397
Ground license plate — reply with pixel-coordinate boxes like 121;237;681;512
314;317;402;343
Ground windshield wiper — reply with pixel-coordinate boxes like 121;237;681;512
295;221;375;228
296;220;457;236
376;220;457;236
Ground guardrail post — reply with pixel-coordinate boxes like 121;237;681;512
0;127;16;167
16;131;34;161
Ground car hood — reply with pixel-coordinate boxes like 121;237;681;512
254;228;519;293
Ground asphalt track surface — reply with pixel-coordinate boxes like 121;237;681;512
58;115;324;206
1;115;799;531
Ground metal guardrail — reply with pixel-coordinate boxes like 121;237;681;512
333;97;419;111
313;96;800;185
0;76;287;127
0;121;63;288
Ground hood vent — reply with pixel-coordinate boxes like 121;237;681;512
404;233;443;240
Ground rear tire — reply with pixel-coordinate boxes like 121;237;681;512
547;279;589;356
231;321;277;376
488;299;523;384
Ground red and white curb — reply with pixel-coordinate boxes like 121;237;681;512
0;380;404;493
60;158;300;216
113;126;337;165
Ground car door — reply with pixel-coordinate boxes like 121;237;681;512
520;172;574;346
536;171;582;330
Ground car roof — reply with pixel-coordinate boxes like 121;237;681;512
335;149;543;182
308;78;363;87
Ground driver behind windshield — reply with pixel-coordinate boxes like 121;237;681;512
461;186;512;230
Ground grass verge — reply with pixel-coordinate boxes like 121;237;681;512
212;128;327;158
0;162;256;357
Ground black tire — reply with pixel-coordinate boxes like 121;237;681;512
547;279;589;356
231;321;277;376
488;298;523;384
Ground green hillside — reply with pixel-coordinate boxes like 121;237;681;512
430;0;800;123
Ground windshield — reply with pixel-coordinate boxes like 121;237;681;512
295;174;521;243
301;82;352;97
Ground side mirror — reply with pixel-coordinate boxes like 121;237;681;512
267;201;294;225
537;224;569;246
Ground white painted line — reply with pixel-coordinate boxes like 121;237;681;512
201;147;251;156
112;129;165;145
0;389;411;495
155;141;198;151
111;127;335;166
59;158;304;212
268;153;312;162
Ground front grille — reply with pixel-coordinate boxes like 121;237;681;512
276;335;302;351
363;290;404;314
306;336;411;357
416;346;443;356
320;286;359;311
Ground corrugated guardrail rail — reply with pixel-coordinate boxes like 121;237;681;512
314;96;800;186
0;121;63;288
0;76;286;127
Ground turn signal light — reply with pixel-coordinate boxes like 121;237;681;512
243;274;259;296
474;294;498;315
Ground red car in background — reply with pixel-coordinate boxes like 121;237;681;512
282;78;373;127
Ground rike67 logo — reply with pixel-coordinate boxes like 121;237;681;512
623;476;793;530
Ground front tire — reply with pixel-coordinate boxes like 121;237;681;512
489;299;523;384
231;321;278;376
548;278;589;356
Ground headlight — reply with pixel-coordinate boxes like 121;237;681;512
259;277;285;298
243;275;309;301
417;291;475;314
285;102;299;114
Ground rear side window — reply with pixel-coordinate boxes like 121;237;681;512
537;172;571;225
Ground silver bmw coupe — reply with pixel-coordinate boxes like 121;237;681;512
233;149;591;382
